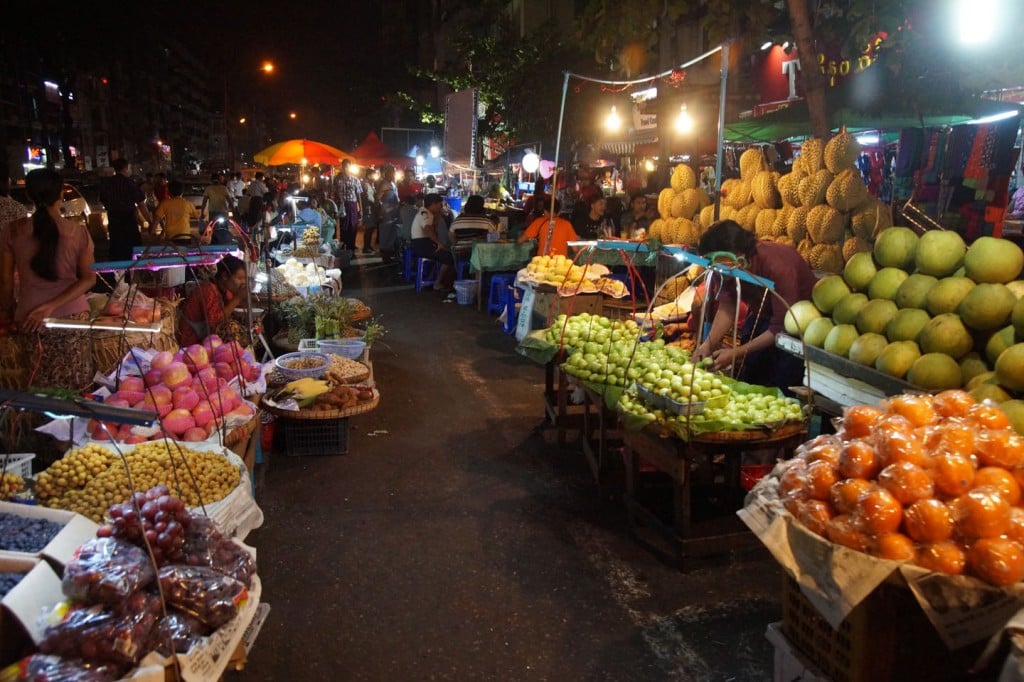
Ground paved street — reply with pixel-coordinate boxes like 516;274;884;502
232;258;783;681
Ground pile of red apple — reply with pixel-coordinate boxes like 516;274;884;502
93;335;260;443
101;293;162;325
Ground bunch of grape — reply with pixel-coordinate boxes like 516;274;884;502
0;512;63;552
97;485;193;567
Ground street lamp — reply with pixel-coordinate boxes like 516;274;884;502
605;105;622;132
675;105;693;133
956;0;998;44
289;112;297;120
261;61;275;74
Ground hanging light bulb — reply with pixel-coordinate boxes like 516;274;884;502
676;104;693;133
605;105;622;132
760;41;773;51
521;151;540;174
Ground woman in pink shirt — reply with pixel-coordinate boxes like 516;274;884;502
0;168;97;390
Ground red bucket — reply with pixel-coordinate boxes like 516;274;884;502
260;420;277;452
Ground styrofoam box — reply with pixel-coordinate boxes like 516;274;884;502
0;501;99;569
765;621;829;682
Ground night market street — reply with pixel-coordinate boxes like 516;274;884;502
231;258;782;681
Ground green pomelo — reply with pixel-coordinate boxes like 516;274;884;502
926;277;976;316
995;343;1024;391
873;227;919;270
907;353;963;390
783;300;821;337
1000;400;1024;437
832;293;869;325
970;383;1013;404
895;274;938;309
958;283;1017;331
848;333;889;366
811;275;851;315
867;267;909;301
875;341;921;379
985;325;1018;366
856;299;898;335
843;252;877;292
1007;281;1024;299
1013;297;1024;339
824;324;860;357
917;313;973;359
959;352;990;386
966;371;998;391
914;230;966;277
803;317;835;348
885;308;931;342
964;236;1024;284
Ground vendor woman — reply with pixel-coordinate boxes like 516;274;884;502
693;220;816;393
179;254;247;346
0;168;97;391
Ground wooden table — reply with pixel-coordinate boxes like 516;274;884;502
580;385;624;486
621;422;806;567
542;356;585;447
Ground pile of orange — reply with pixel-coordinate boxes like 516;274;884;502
780;390;1024;587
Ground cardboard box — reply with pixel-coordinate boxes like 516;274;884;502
0;501;99;571
0;559;61;666
765;621;828;682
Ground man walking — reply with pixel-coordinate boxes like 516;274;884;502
333;159;361;251
100;159;151;261
200;173;231;222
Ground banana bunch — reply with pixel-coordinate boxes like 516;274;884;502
272;378;330;407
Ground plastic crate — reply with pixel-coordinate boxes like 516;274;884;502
0;453;34;479
281;417;348;456
780;574;985;682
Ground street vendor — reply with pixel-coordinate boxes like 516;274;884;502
692;220;815;393
178;254;248;346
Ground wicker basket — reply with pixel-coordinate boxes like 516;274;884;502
260;391;379;420
91;298;181;376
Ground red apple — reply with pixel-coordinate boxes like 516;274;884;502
182;426;209;442
203;334;224;351
193;401;215;428
143;369;163;387
122;435;148;444
163;408;196;436
120;376;145;393
104;300;125;317
150;351;175;372
105;397;131;409
214;362;237;380
161;362;191;390
196;367;219;392
181;344;210;372
172;386;200;411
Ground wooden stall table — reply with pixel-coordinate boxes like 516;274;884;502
580;384;624;487
542;354;586;448
468;241;534;311
621;422;806;567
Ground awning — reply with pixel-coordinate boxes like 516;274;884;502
599;128;658;156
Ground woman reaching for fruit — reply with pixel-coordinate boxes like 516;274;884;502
693;219;816;394
0;167;97;390
178;255;248;347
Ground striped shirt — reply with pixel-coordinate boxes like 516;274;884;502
334;174;361;203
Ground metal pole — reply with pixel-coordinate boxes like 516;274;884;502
713;42;730;221
546;72;571;254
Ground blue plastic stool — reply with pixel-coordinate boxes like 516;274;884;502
487;273;516;315
401;247;415;282
503;285;524;334
455;259;471;281
415;258;437;292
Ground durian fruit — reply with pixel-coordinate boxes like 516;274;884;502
737;204;760;233
824;130;861;173
825;168;870;213
808;242;845;273
739;147;766;182
698;204;717;230
720;205;737;221
850;199;893;241
670;192;689;219
751;170;782;209
670;164;697;191
798;169;834;208
800;137;825;174
806;204;845;245
773;206;794;236
755;208;778;238
688;187;712;212
797;238;815;259
648;218;666;242
671;188;708;219
726;180;752;208
787;206;810;244
775;236;795;247
843;235;872;261
657;188;675;220
778;172;804;207
675;218;700;246
791;156;806;175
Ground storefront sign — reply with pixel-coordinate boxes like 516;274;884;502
817;32;886;88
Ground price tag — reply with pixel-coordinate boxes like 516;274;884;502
515;287;536;342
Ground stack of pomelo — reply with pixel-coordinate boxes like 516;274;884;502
779;390;1024;586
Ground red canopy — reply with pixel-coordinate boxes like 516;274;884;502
351;132;409;168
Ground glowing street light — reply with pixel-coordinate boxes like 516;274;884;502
760;40;773;51
957;0;997;44
605;105;622;132
675;105;693;133
261;61;275;74
289;112;297;120
430;145;441;158
521;151;540;174
238;117;246;124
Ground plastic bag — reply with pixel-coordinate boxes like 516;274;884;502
39;591;161;666
145;612;209;657
2;655;125;682
62;538;156;606
157;565;247;629
181;515;256;587
102;282;160;325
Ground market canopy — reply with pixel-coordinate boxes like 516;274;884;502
351;132;408;168
253;139;355;166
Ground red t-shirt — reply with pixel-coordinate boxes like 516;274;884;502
179;281;231;346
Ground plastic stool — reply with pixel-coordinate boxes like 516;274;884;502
503;285;524;335
401;247;415;282
455;259;471;281
415;258;437;292
487;273;516;315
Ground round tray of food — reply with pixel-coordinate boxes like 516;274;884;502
261;386;379;420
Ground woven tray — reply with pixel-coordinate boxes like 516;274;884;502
689;421;806;444
223;415;258;449
260;390;379;420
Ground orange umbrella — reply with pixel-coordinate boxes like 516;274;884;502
253;139;355;166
